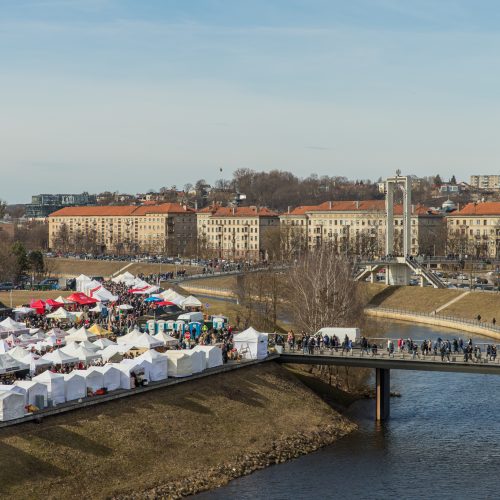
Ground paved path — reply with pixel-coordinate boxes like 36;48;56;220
433;291;470;314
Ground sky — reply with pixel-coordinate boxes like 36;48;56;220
1;0;500;203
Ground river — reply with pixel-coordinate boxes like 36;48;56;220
197;321;500;499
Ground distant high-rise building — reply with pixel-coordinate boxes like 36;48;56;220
25;193;97;218
469;175;500;191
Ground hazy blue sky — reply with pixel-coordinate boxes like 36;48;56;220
2;0;500;202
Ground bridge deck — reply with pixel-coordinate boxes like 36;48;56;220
278;350;500;375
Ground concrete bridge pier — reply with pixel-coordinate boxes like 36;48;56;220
375;368;390;421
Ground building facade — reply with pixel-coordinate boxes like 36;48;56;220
469;175;500;191
48;203;196;255
280;201;445;257
196;206;279;260
26;193;97;219
446;202;500;258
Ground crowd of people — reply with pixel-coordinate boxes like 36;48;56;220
280;330;498;364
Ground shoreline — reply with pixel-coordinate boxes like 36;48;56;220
116;421;356;499
365;307;500;341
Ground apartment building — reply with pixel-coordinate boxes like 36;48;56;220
48;203;196;255
446;201;500;258
469;175;500;191
280;200;445;257
197;206;279;260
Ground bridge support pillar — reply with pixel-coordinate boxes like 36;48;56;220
375;368;390;421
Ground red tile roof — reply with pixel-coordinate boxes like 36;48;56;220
210;206;278;217
282;201;437;216
49;203;193;217
451;202;500;216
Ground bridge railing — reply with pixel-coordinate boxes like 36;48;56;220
279;344;500;365
365;306;500;333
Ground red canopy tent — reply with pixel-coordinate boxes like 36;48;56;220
45;299;64;308
66;292;98;305
154;301;176;307
30;299;46;315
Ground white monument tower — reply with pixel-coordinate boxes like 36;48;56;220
385;171;412;285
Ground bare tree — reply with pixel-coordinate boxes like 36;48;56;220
285;247;363;333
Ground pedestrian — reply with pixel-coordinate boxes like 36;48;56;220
477;314;482;322
493;318;496;326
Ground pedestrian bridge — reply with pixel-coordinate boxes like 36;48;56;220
277;349;500;421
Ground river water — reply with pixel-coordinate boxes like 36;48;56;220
197;321;500;500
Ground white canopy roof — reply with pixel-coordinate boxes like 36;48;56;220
153;331;178;346
22;352;53;374
0;353;29;374
65;327;97;342
233;327;268;360
55;295;73;304
85;282;118;302
133;333;163;349
46;307;76;320
181;295;202;308
0;317;27;331
92;338;116;349
12;306;35;315
7;346;29;361
42;349;79;365
160;289;186;306
116;328;142;345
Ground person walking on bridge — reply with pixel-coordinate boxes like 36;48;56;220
361;336;369;356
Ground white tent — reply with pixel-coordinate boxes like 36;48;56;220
33;370;65;404
12;306;35;318
233;327;268;360
93;365;121;391
0;390;25;421
92;338;116;349
42;349;79;366
0;317;29;335
111;271;135;284
117;304;134;311
85;282;118;302
98;344;129;362
112;362;138;389
55;295;72;304
30;331;47;342
120;358;151;382
0;339;11;353
160;289;186;306
116;359;151;387
0;317;26;331
21;352;53;375
181;295;202;308
66;327;97;343
63;372;87;401
192;345;223;369
14;380;48;407
75;274;92;292
61;344;101;364
116;328;143;345
182;349;205;373
154;331;178;347
66;327;78;334
165;351;193;378
46;307;76;321
78;340;100;352
7;346;29;362
0;353;29;374
46;328;68;339
132;333;163;349
76;369;104;392
136;350;168;381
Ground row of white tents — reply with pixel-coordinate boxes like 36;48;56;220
0;344;224;420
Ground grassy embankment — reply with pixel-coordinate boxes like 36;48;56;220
0;362;355;499
46;258;201;279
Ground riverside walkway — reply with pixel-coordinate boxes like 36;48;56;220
277;347;500;421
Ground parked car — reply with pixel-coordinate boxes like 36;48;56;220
0;282;14;291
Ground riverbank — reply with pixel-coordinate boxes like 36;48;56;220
0;362;355;499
